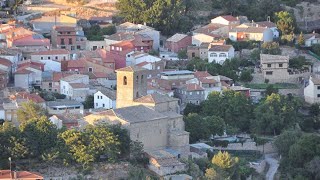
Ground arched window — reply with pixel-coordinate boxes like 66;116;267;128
210;53;217;57
219;53;227;57
141;75;144;83
136;75;139;83
123;76;127;85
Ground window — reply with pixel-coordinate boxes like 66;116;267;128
77;45;81;50
141;75;144;83
100;96;103;99
136;75;139;83
267;64;271;67
219;53;226;57
41;57;43;60
96;103;98;106
123;76;127;85
318;94;320;98
103;103;105;107
318;86;320;90
68;38;72;45
48;56;51;60
97;96;99;99
192;52;195;57
210;53;217;57
266;71;273;75
88;67;93;72
136;92;139;98
279;63;283;67
61;38;65;45
71;46;75;50
67;32;71;34
93;46;97;50
55;56;58;60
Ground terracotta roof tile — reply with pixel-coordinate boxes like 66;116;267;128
16;92;45;103
180;83;204;91
209;45;233;52
0;58;13;67
31;49;70;56
69;83;88;89
221;15;238;21
53;26;76;32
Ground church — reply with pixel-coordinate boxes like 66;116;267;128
84;66;190;175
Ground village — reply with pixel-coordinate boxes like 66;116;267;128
0;0;320;180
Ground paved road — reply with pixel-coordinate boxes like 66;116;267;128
265;153;279;180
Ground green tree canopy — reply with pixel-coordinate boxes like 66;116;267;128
17;101;47;124
275;11;295;36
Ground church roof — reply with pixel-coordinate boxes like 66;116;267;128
116;65;146;72
103;105;167;123
134;93;179;104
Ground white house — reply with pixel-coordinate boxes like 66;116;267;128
94;89;116;109
30;49;70;62
208;45;235;64
0;48;23;72
14;65;42;89
256;21;280;38
40;60;61;72
304;76;320;104
211;15;240;25
126;51;161;66
303;33;320;47
229;26;273;42
192;33;217;47
60;74;90;102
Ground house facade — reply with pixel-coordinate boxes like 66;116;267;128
94;89;116;109
211;15;240;25
229;27;273;42
208;45;235;63
165;33;192;53
31;49;70;62
304;76;320;104
60;74;90;101
175;83;205;107
51;26;87;51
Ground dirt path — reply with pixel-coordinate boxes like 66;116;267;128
265;153;279;180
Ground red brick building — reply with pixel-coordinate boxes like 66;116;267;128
165;33;192;53
51;26;87;51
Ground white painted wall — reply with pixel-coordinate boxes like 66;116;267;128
192;34;215;46
40;60;61;72
94;91;116;109
208;47;235;64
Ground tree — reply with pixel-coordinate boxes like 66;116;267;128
306;157;320;180
178;49;188;59
261;42;281;55
59;124;121;169
265;84;278;96
202;90;253;132
116;0;147;24
212;151;239;169
289;56;311;71
252;93;301;135
250;49;261;62
275;11;295;36
82;95;94;109
239;70;253;82
312;44;320;56
183;103;202;116
19;117;58;158
274;130;302;157
297;32;305;46
205;168;219;180
309;103;320;117
17;101;47;124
